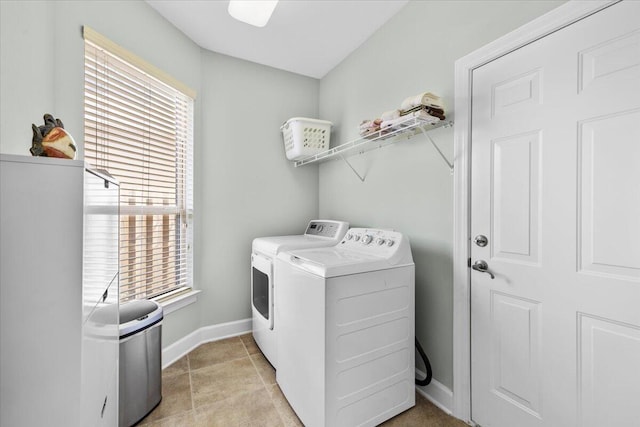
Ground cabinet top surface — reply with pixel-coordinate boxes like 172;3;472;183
1;153;85;168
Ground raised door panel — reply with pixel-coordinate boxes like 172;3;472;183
491;69;542;117
490;292;542;418
578;314;640;427
578;109;640;280
578;29;640;93
491;131;541;264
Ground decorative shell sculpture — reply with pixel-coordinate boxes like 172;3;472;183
30;114;77;159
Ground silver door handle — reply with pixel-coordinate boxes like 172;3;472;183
472;260;495;279
474;235;488;247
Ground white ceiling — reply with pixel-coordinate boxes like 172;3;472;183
145;0;409;79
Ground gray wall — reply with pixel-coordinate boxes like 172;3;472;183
317;0;564;391
197;51;319;330
0;0;319;347
0;1;55;144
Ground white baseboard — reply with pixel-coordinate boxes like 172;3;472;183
415;368;454;415
162;318;252;369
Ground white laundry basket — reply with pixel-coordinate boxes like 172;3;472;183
281;117;332;161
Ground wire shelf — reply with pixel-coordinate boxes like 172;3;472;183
293;116;454;168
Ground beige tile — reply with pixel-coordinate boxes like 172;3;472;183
267;384;303;427
163;356;189;378
239;333;261;355
188;337;248;370
194;389;283;427
191;357;264;408
251;352;276;386
381;392;468;427
138;372;192;425
142;410;196;426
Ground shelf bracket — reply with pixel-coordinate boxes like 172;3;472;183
418;126;454;174
340;154;366;182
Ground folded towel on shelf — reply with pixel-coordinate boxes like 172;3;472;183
412;109;442;124
426;108;445;120
359;119;381;129
381;109;401;121
359;118;382;136
400;92;444;111
401;105;446;120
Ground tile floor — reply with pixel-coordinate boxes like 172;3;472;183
138;334;468;427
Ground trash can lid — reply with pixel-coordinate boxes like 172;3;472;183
120;300;160;323
119;300;163;338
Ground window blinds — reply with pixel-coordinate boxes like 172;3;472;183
83;28;194;303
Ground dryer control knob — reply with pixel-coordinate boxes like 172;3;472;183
354;234;361;241
376;238;385;245
362;235;373;245
346;234;353;240
386;240;395;247
317;225;324;232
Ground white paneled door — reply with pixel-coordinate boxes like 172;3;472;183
470;2;640;426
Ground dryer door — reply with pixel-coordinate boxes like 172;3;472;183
251;253;273;329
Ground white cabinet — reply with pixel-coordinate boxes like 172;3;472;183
0;154;119;427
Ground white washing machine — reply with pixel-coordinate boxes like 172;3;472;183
251;220;349;368
275;228;415;427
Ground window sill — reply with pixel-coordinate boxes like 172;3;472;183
153;289;201;315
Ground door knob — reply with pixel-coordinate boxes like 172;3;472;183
472;260;495;279
474;235;488;247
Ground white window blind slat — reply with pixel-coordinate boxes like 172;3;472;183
84;101;176;135
84;34;194;303
84;77;177;115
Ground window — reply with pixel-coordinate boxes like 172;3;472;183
83;27;194;303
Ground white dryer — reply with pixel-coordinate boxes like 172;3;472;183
275;228;415;427
251;220;348;368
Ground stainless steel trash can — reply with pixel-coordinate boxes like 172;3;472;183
119;300;163;427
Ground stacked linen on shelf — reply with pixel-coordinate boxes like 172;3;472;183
379;109;401;131
357;91;446;137
401;92;444;111
381;109;401;121
359;118;382;138
401;105;445;120
380;91;445;131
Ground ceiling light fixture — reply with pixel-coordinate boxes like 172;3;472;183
228;0;279;28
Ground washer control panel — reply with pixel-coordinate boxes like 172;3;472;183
340;228;406;258
305;220;349;239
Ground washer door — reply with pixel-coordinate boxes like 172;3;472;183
251;253;273;329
